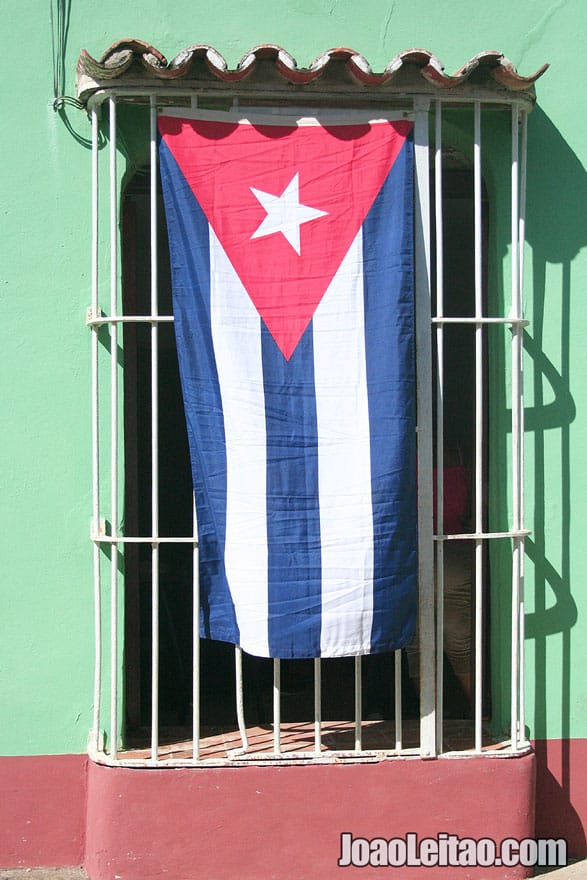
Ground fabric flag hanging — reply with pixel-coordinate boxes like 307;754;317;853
158;110;417;660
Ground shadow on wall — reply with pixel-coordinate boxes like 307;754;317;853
523;105;587;855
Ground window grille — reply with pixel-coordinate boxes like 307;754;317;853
83;58;535;767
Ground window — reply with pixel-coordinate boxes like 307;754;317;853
81;42;542;765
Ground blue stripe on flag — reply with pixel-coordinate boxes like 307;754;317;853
262;323;322;658
159;140;239;645
363;134;417;653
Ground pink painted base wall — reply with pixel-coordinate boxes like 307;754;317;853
534;739;587;856
0;754;87;869
2;744;587;877
85;755;535;880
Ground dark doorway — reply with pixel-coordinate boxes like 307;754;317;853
121;152;489;736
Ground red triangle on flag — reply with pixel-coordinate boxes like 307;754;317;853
159;115;412;360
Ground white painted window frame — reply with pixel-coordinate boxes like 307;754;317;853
87;90;530;766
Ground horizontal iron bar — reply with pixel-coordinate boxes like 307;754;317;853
434;530;530;541
86;312;174;326
92;533;198;544
88;314;530;328
86;87;534;112
431;316;529;326
88;747;421;768
88;741;531;769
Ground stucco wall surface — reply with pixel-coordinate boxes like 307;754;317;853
1;0;585;755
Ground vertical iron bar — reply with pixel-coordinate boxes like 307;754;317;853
192;498;200;759
314;658;322;755
235;647;249;751
91;105;102;753
510;104;521;751
354;655;362;751
434;99;445;753
394;650;402;750
518;109;528;745
473;101;484;753
149;96;160;762
414;96;436;758
109;96;119;760
273;659;281;754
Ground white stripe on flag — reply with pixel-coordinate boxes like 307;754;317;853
313;229;375;656
209;227;270;657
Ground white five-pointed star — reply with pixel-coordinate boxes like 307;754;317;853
250;173;328;255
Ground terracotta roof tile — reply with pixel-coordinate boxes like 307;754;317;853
76;40;547;104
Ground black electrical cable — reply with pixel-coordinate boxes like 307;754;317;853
50;0;84;110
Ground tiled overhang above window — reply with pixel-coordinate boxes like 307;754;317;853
76;39;547;108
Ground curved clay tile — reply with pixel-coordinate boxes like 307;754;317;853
76;40;547;100
491;59;550;90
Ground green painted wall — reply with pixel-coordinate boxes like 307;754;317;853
1;0;585;754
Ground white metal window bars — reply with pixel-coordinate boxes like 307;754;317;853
87;90;530;767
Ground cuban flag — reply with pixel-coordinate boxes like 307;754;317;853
158;110;417;659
